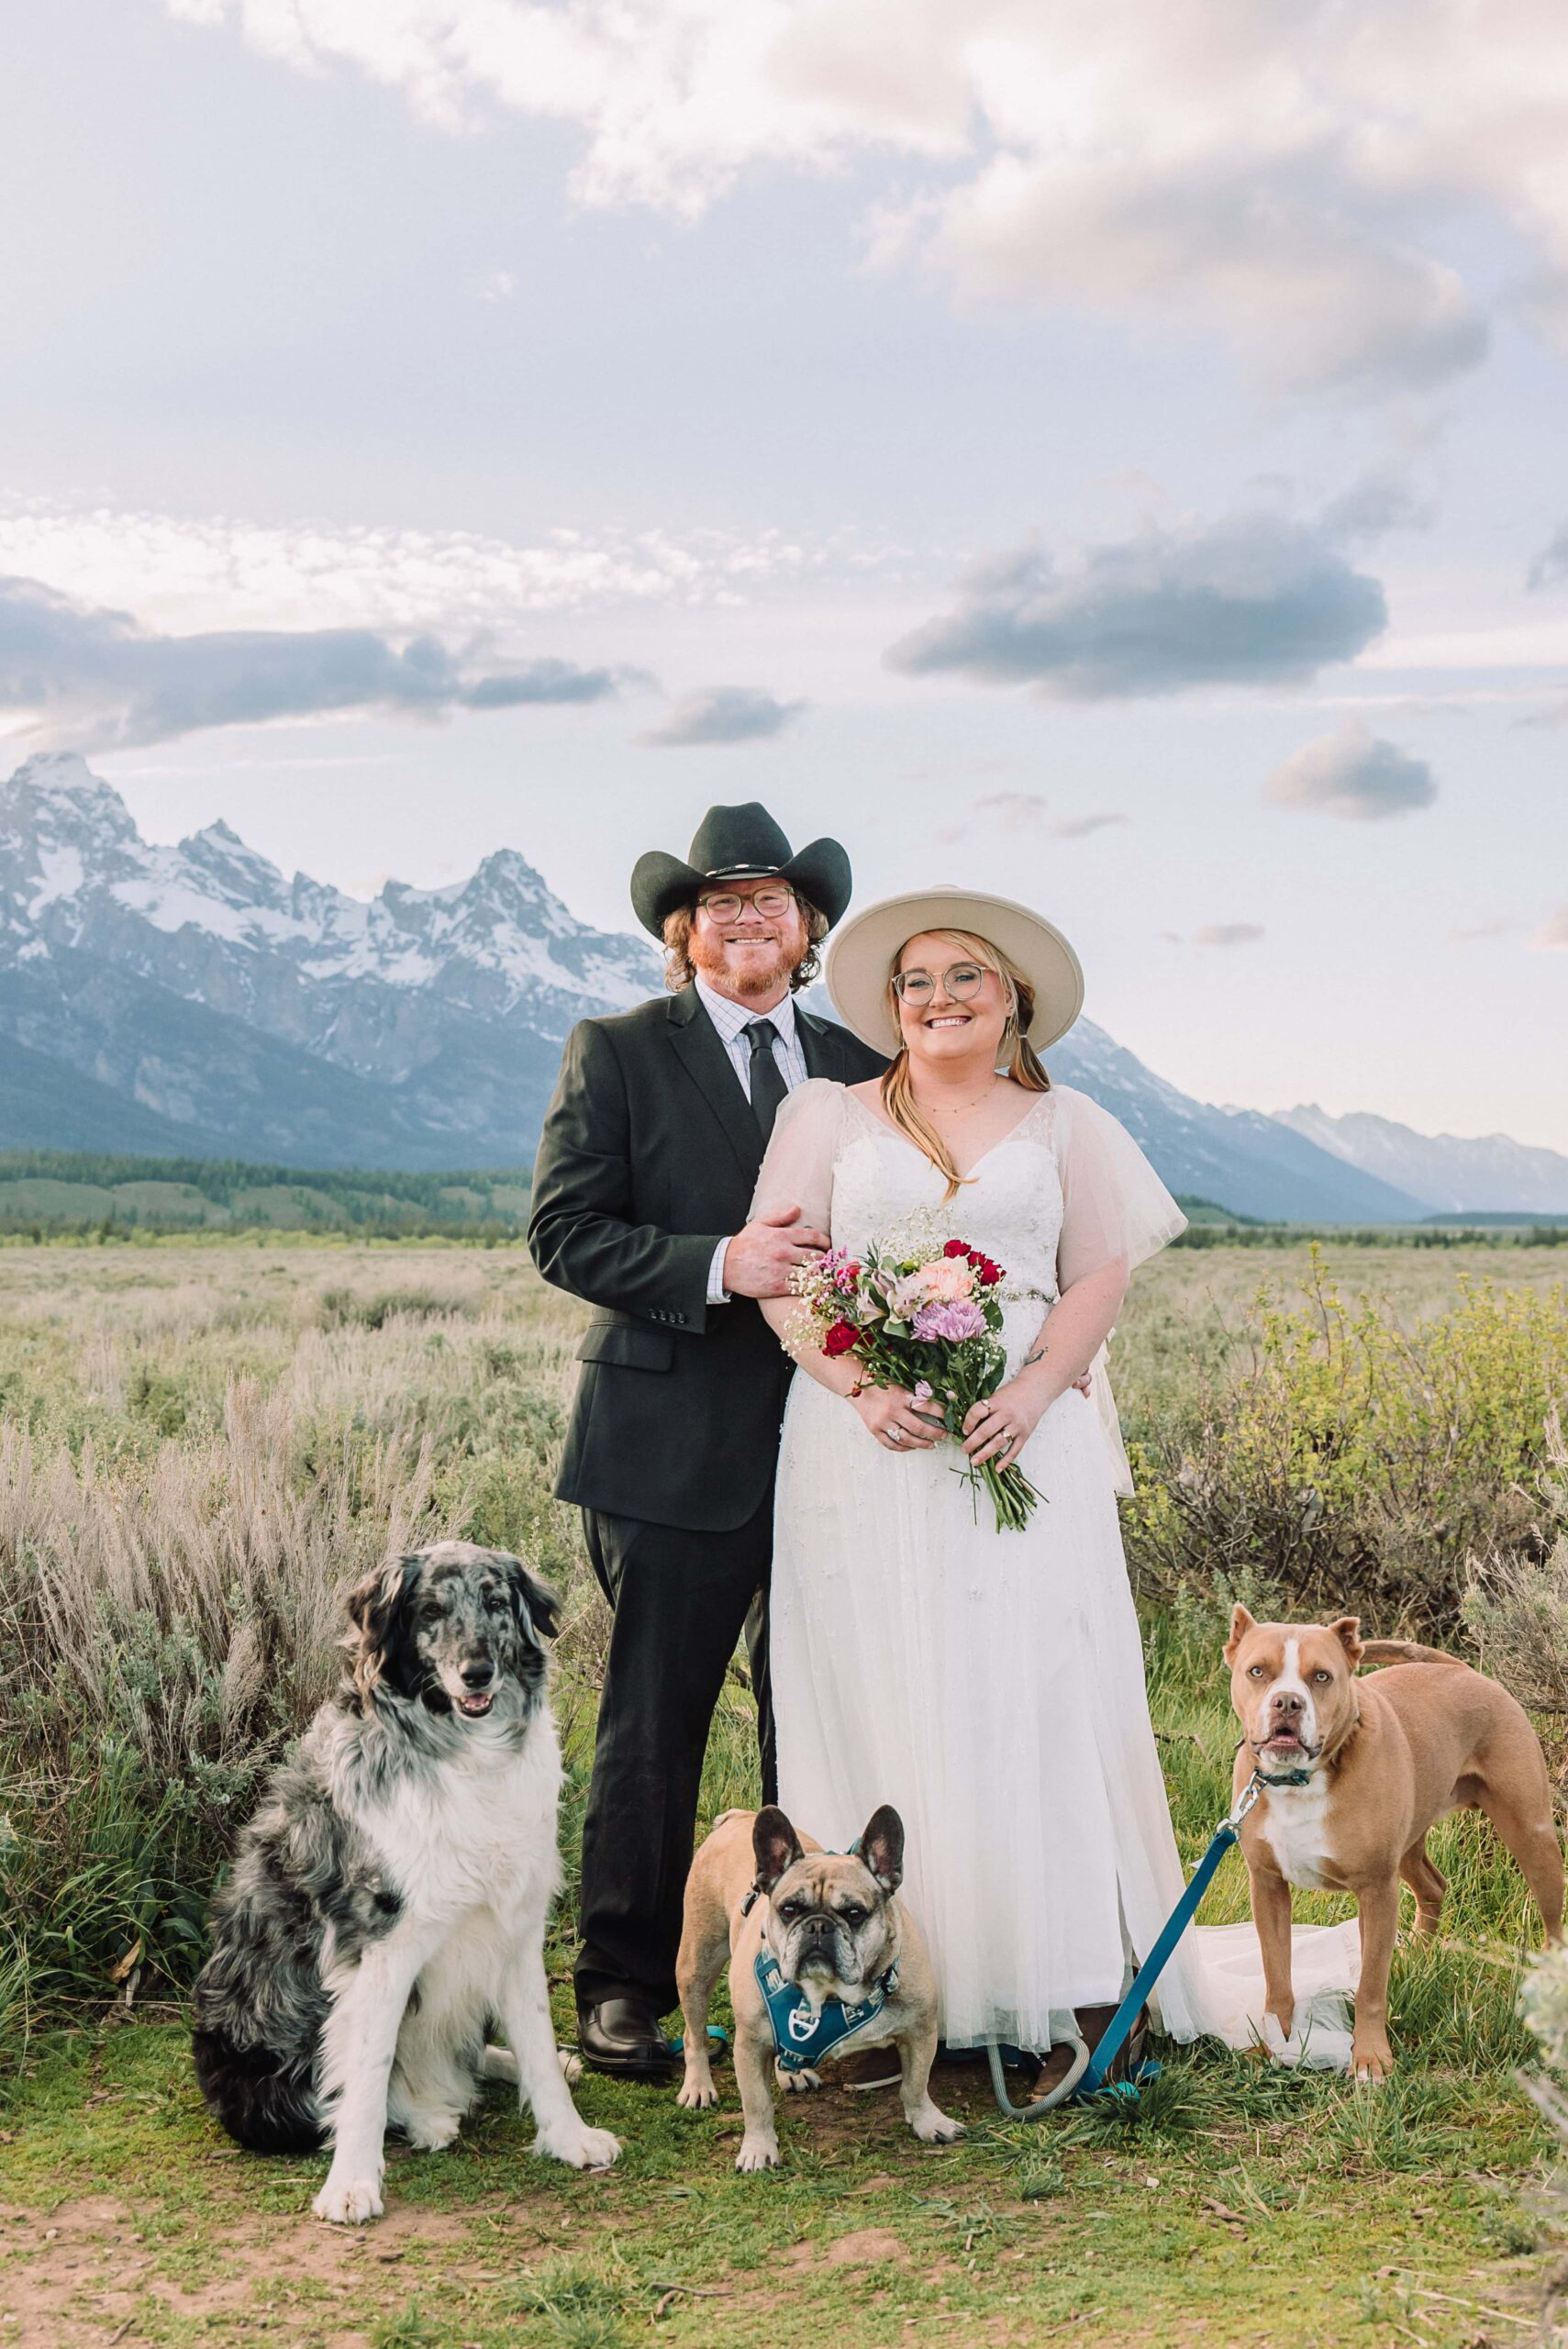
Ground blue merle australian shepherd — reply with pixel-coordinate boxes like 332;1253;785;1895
192;1541;619;2223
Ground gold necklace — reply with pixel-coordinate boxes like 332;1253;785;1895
913;1076;1001;1119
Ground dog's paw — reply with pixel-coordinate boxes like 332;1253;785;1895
400;2107;462;2152
1259;2012;1302;2066
1352;2044;1394;2085
535;2123;621;2170
776;2063;821;2094
676;2074;719;2111
735;2134;782;2173
312;2174;384;2226
909;2105;965;2144
557;2049;584;2087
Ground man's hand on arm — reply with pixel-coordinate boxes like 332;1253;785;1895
717;1204;830;1301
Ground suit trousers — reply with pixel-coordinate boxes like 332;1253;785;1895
574;1493;778;2017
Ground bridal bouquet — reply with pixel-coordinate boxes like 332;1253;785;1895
792;1226;1041;1532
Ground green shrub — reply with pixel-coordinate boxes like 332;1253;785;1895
1125;1256;1568;1632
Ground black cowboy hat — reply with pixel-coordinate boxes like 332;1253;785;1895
629;803;852;938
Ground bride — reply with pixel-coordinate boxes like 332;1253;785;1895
752;885;1353;2082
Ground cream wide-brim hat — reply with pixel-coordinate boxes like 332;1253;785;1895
824;886;1085;1060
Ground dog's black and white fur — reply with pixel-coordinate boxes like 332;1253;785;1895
191;1540;618;2222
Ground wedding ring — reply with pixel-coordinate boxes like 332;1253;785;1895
889;1425;904;1444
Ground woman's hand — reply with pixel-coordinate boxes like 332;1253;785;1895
851;1384;946;1453
962;1373;1053;1466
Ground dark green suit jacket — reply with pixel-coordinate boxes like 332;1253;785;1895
528;987;885;1532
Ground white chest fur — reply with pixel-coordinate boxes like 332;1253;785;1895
359;1722;563;1928
1257;1773;1336;1890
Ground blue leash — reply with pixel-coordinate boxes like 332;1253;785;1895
988;1767;1282;2118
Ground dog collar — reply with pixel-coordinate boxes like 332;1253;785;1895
1254;1764;1315;1787
753;1948;898;2073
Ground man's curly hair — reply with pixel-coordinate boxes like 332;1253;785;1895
662;889;829;995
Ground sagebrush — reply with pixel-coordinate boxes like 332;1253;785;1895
2;1237;1564;2074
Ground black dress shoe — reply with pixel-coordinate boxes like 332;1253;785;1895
576;1996;680;2079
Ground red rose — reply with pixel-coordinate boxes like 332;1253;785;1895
822;1320;859;1357
977;1258;1002;1286
943;1238;972;1259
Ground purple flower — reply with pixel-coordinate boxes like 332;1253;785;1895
911;1298;987;1342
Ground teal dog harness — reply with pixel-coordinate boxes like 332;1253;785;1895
753;1946;898;2073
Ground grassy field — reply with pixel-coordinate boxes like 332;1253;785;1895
3;1239;1568;2348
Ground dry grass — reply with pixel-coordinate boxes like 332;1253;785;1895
0;1235;1565;2062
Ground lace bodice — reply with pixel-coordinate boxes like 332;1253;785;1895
826;1088;1065;1297
753;1078;1185;1497
753;1078;1184;1303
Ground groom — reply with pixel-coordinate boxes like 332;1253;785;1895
528;804;885;2077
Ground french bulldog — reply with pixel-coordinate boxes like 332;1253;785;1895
675;1803;962;2172
1225;1608;1564;2080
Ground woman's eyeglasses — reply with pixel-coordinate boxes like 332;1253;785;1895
696;885;795;921
892;962;988;1006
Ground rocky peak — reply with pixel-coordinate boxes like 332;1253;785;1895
0;751;139;852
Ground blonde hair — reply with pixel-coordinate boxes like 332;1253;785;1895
661;889;828;995
881;928;1050;1202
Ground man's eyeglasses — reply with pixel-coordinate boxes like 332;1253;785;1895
696;885;795;921
892;962;988;1007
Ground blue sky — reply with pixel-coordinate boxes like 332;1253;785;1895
3;0;1567;1144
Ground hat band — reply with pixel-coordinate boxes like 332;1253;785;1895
702;862;785;881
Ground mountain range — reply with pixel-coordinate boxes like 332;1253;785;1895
0;751;1562;1221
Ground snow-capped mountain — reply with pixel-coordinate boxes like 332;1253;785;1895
1273;1104;1568;1215
0;751;656;1166
0;751;1531;1218
1046;1024;1423;1223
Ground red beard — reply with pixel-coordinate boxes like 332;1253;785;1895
689;922;806;998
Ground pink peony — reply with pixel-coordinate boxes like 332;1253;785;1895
911;1297;987;1342
924;1255;975;1302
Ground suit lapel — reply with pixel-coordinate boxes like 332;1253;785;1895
667;990;764;1183
798;1006;855;1080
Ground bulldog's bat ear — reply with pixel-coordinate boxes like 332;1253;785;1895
1223;1603;1256;1664
752;1807;804;1893
857;1804;904;1895
1326;1615;1362;1667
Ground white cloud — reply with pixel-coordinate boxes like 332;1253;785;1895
0;575;623;751
168;0;1568;396
937;791;1128;843
1264;720;1438;820
1051;812;1128;840
889;511;1386;699
0;500;903;640
1450;917;1522;942
637;685;806;744
1193;922;1265;948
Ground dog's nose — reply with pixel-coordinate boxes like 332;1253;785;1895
460;1658;495;1689
1271;1689;1303;1717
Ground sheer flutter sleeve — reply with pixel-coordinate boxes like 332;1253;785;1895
1050;1085;1185;1497
750;1078;848;1234
1052;1085;1187;1289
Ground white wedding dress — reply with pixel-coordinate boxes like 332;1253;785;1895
756;1079;1359;2066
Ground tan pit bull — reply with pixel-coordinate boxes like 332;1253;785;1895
1225;1608;1563;2080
